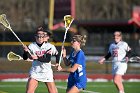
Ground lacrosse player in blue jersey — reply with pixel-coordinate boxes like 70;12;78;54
57;35;87;93
98;31;131;93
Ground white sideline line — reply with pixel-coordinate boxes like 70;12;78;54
56;85;100;93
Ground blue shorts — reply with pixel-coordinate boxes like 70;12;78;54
67;76;86;89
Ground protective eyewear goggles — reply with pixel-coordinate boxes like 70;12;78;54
35;34;44;38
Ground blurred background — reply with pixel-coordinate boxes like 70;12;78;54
0;0;140;79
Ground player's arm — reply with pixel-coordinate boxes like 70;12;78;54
104;52;111;60
54;53;59;64
58;63;79;72
23;51;30;60
62;47;71;66
37;54;51;63
126;48;139;58
37;48;52;63
23;45;31;60
98;52;111;64
63;57;71;66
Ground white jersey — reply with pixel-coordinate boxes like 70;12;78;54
28;42;58;82
28;42;58;56
109;41;130;62
109;41;130;75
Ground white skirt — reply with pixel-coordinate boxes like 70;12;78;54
29;62;54;82
112;62;127;75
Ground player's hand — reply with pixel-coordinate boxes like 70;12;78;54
31;55;38;60
98;57;105;64
125;57;129;63
53;63;59;69
23;45;29;52
55;63;59;67
57;65;62;71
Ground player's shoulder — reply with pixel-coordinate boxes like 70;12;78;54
120;41;128;45
28;42;37;47
79;49;84;53
109;42;115;46
45;42;56;48
45;42;54;46
77;49;85;55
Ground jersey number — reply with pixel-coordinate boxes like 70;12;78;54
113;49;118;57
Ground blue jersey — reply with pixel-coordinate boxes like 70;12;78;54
67;49;87;89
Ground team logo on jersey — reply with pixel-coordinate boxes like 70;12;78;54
36;51;46;56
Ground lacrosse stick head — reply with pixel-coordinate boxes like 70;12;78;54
7;51;23;61
129;56;140;62
64;15;74;28
0;14;11;29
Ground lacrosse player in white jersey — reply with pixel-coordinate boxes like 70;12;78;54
98;31;131;93
23;26;58;93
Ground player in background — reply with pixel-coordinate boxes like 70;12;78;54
57;35;87;93
23;26;58;93
98;31;131;93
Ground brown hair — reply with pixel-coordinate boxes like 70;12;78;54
35;26;52;36
114;31;123;40
72;35;87;47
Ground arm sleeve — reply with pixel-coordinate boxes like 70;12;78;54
104;43;112;60
54;53;60;63
23;51;30;60
38;54;51;63
124;42;137;57
126;49;138;58
104;52;111;60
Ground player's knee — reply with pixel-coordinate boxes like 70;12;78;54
48;88;58;93
26;90;34;93
113;78;119;85
48;90;58;93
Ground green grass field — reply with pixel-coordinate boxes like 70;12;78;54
0;81;140;93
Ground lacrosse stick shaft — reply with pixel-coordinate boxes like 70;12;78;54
0;14;24;46
9;28;24;46
9;27;32;55
58;15;74;66
58;28;69;66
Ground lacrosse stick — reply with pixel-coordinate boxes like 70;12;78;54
58;15;74;66
104;56;140;63
7;51;23;61
7;51;56;66
0;14;31;55
7;51;34;62
129;56;140;63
